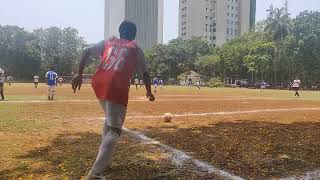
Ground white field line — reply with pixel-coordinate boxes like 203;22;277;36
123;127;244;180
123;107;320;119
280;169;320;180
0;97;318;104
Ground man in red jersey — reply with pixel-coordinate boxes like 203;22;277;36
71;21;155;179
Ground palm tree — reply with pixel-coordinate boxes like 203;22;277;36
264;0;291;87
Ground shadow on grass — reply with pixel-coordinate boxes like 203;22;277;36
0;131;209;179
139;120;320;179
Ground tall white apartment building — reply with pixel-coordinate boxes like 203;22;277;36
105;0;164;49
179;0;256;45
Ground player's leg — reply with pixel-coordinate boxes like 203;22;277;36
48;86;52;100
154;84;157;92
0;87;4;100
88;101;127;177
51;86;55;100
294;88;298;96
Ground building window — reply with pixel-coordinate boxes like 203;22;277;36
227;28;229;35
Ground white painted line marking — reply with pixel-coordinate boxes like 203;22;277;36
123;108;320;119
280;169;320;180
123;127;244;180
1;97;319;104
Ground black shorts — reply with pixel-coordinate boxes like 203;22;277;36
293;87;299;91
34;82;39;84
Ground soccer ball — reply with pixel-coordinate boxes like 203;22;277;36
163;113;173;122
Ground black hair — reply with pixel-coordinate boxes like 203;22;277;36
119;20;137;41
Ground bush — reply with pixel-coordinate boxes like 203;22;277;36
167;78;178;85
209;77;224;88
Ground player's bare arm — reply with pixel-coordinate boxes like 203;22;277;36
72;41;105;93
137;47;155;101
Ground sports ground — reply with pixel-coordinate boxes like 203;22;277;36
1;83;320;179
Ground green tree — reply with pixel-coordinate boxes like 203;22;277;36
290;11;320;85
0;25;41;79
195;55;222;80
243;38;274;81
145;37;211;80
264;1;291;86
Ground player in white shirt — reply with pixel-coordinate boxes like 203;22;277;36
34;75;39;88
196;81;200;90
134;78;139;90
6;76;13;86
139;79;144;88
292;78;301;97
159;79;164;89
58;77;64;86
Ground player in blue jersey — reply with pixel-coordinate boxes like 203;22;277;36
45;70;58;100
153;77;158;92
260;81;267;93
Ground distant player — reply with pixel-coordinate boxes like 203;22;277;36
159;79;163;89
153;77;158;92
6;76;13;86
292;78;301;97
34;75;39;88
260;81;267;92
188;78;192;86
71;21;155;179
0;69;5;101
139;79;144;88
58;77;64;86
134;77;139;90
45;70;58;100
196;81;200;90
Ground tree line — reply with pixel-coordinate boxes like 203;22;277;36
0;25;86;79
1;8;319;87
146;10;320;87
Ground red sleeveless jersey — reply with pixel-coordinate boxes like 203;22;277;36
91;38;139;105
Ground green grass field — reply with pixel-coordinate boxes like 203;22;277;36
1;83;320;179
